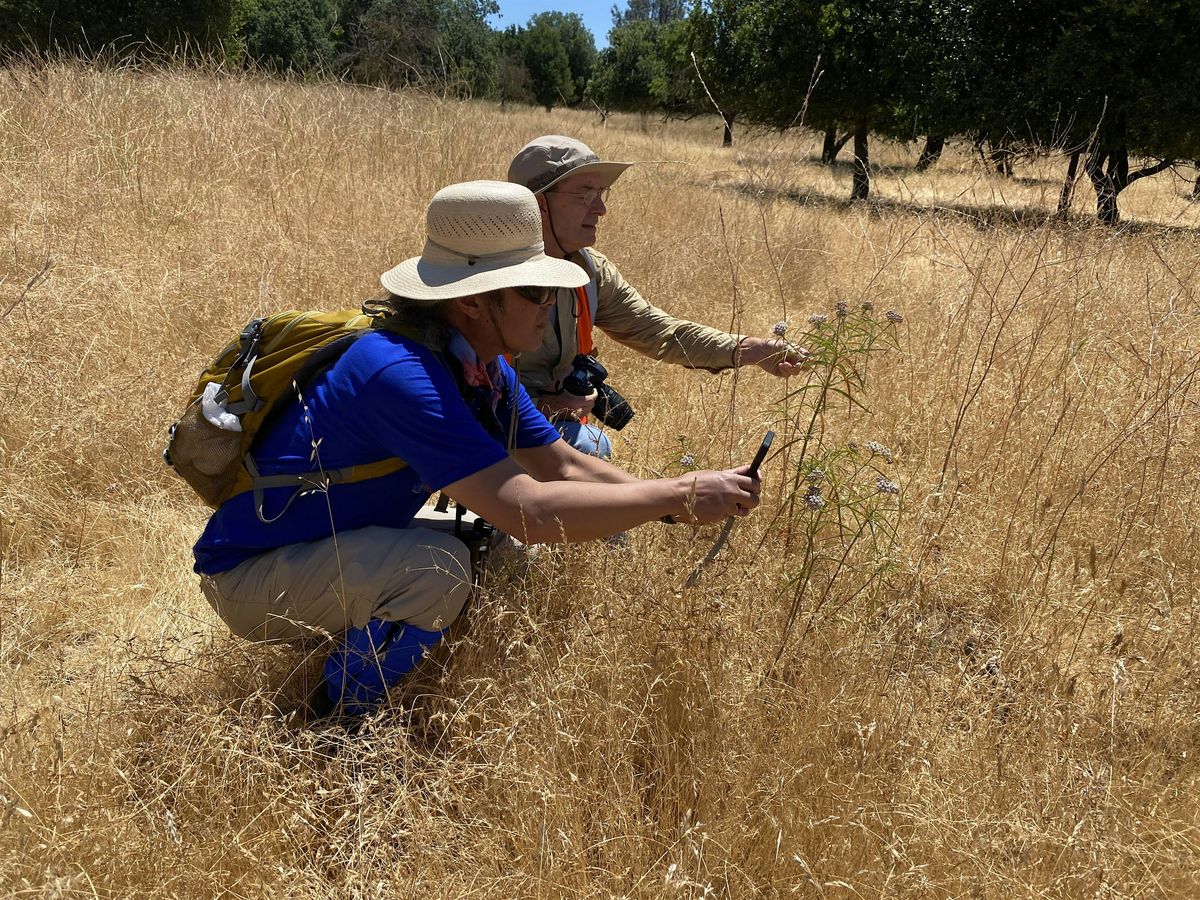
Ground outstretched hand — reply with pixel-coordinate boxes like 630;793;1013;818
736;337;810;377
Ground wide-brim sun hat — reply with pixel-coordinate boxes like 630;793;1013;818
380;180;588;300
507;135;633;194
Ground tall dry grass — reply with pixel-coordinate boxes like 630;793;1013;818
2;61;1200;897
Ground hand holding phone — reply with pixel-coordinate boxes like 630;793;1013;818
748;430;775;479
662;430;774;526
680;429;774;586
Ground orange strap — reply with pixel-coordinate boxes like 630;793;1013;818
575;285;593;355
508;286;595;418
504;286;591;367
574;285;595;424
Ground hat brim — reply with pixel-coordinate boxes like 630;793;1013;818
533;160;632;194
381;253;588;301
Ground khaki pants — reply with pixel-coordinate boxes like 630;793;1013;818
199;526;473;642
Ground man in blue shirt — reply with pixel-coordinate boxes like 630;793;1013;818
195;180;763;718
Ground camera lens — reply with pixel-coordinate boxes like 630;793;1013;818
593;384;635;430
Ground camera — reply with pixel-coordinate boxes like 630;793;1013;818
561;354;635;430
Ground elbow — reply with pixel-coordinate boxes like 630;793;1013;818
488;492;574;544
508;504;575;544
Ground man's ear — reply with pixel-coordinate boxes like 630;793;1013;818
536;194;550;223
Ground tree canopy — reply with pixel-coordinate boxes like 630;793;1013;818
2;0;1196;221
678;0;1200;216
0;0;241;53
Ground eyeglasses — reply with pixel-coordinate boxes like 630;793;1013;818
549;186;610;207
511;285;557;307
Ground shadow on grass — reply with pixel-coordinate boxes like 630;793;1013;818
783;153;1063;185
728;179;1200;238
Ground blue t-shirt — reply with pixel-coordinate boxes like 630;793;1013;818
193;329;560;575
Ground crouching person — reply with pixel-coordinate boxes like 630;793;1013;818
193;181;762;719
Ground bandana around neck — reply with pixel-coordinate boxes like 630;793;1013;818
446;328;506;441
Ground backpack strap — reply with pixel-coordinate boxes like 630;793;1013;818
246;455;409;524
218;318;268;414
575;248;599;355
240;326;411;523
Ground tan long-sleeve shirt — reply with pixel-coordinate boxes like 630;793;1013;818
516;248;742;397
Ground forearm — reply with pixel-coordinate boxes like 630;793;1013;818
500;477;683;543
446;454;759;544
556;447;639;485
601;308;741;372
512;440;639;485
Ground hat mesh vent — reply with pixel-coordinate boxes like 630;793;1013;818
430;206;540;244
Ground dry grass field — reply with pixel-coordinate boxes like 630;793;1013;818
3;61;1200;897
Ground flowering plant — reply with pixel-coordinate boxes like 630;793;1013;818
761;300;905;673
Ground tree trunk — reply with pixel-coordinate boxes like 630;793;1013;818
1057;150;1081;214
720;111;736;147
1107;146;1130;191
1193;161;1199;200
832;131;851;159
851;121;870;200
821;125;837;164
990;141;1013;177
822;127;852;165
1085;146;1119;224
1085;145;1177;223
974;133;989;170
915;135;945;172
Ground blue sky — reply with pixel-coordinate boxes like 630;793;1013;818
488;2;615;49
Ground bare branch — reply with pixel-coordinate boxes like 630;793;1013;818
688;50;731;138
1125;158;1177;188
1;257;53;323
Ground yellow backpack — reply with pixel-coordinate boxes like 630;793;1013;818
164;309;408;522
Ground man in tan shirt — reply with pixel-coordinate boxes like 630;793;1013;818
508;135;805;456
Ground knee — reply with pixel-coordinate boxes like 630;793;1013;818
587;426;613;459
407;531;473;631
199;572;273;642
559;421;612;459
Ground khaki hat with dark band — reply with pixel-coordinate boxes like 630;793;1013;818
507;135;633;195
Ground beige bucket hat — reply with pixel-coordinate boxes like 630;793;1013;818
507;135;633;194
380;181;588;300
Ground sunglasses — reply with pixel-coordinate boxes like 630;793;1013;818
549;186;611;207
511;285;557;307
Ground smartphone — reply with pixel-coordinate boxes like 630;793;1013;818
749;430;775;478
